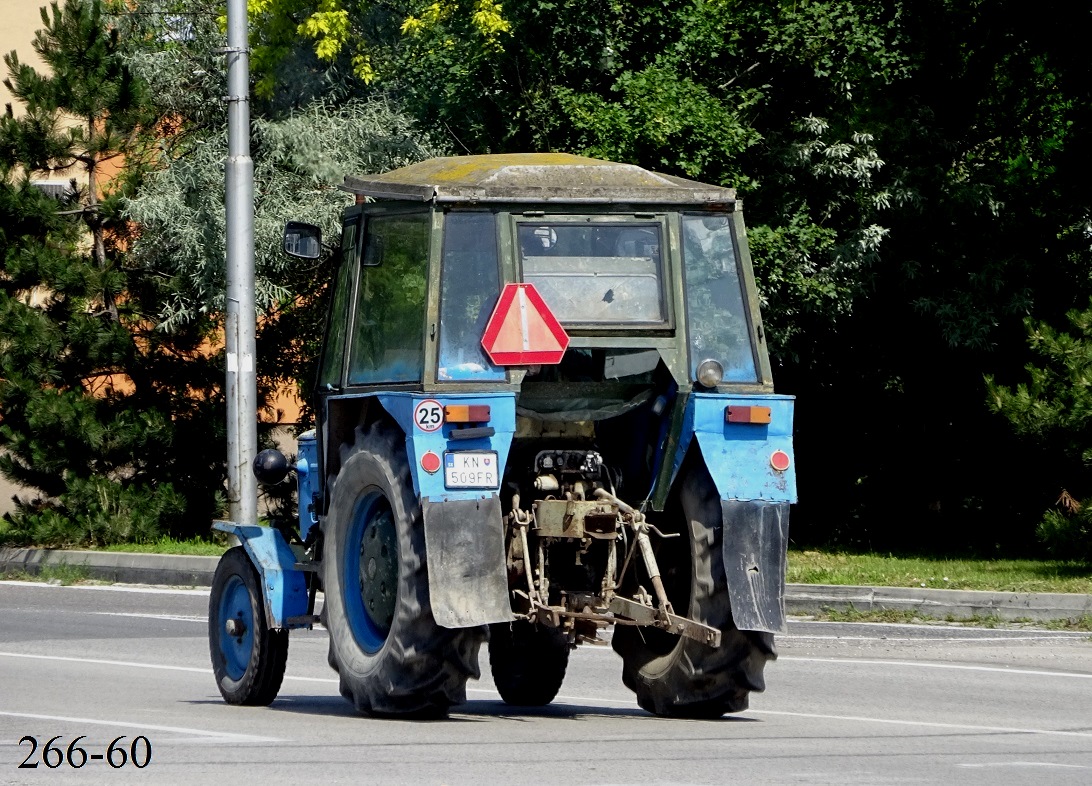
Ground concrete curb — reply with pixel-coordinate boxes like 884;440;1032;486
3;548;1090;623
0;547;218;588
786;582;1092;622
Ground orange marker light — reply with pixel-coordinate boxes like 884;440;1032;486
444;404;491;423
726;405;772;424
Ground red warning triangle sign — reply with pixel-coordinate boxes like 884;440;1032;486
481;283;569;365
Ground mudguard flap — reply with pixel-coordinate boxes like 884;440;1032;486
721;500;789;634
422;496;513;628
212;521;309;630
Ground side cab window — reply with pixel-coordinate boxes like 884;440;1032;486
347;212;430;384
438;211;505;381
316;215;360;389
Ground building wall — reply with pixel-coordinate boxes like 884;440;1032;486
1;2;90;190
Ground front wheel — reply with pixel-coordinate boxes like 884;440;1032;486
489;621;570;706
322;421;483;717
208;547;288;705
612;459;775;717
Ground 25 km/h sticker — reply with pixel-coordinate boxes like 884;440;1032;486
413;399;444;432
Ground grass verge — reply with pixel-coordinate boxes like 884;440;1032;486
99;536;225;557
805;604;1092;632
0;563;92;585
788;550;1092;594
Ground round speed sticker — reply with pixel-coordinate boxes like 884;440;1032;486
413;399;444;432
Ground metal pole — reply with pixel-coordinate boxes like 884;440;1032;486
224;0;257;525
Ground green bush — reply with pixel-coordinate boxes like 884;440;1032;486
1;475;184;548
1037;505;1092;563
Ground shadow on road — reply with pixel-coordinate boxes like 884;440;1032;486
201;694;764;724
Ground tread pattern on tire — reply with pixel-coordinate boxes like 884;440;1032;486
322;420;483;717
488;621;570;706
612;459;776;718
209;546;289;706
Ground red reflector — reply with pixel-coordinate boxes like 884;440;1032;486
421;451;441;474
481;283;569;365
726;405;772;424
770;450;791;472
444;404;491;423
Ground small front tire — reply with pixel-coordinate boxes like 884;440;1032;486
208;547;288;706
489;621;570;706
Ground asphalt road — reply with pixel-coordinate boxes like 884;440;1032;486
1;580;1091;785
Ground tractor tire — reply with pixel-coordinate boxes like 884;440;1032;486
322;420;483;717
488;621;570;706
208;547;288;706
612;460;776;718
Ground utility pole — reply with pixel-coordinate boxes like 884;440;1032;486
224;0;257;525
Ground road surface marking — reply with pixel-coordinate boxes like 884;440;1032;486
0;580;208;596
781;656;1092;679
4;646;1087;737
0;711;281;743
90;612;207;623
0;651;336;683
749;709;1092;740
958;762;1090;769
786;634;1089;641
471;687;1092;741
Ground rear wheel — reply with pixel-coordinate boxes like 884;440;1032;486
322;421;483;717
488;621;570;706
612;460;775;717
208;547;288;705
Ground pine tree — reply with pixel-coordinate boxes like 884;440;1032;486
0;0;223;545
988;309;1092;560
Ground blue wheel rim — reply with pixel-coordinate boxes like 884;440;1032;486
217;574;254;680
344;491;398;653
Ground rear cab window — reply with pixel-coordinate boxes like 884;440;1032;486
516;219;669;327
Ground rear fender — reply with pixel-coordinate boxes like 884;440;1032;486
669;393;796;634
212;521;310;630
369;393;517;628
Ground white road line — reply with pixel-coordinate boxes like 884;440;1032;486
748;709;1092;740
786;634;1089;642
958;762;1090;769
0;651;209;674
0;651;338;683
90;612;206;623
473;688;1092;741
780;656;1092;680
0;580;208;596
7;650;1089;687
0;711;281;743
4;652;1090;742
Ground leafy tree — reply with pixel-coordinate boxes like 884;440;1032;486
124;97;446;408
0;0;224;545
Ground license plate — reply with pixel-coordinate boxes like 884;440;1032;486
444;451;500;489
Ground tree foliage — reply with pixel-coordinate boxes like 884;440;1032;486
0;0;223;545
987;309;1092;560
4;0;1090;555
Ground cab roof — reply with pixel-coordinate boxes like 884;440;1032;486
342;153;737;206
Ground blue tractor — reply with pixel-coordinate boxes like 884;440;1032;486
208;154;797;718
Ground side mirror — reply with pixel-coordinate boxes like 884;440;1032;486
253;449;291;485
283;221;322;259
